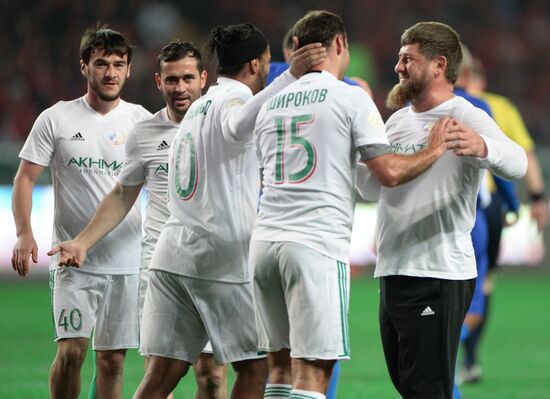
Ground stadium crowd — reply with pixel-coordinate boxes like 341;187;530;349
2;0;550;145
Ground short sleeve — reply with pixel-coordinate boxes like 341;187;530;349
355;163;381;202
118;128;146;186
350;88;389;148
19;109;56;166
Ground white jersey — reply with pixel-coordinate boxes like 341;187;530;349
118;108;178;270
251;71;389;261
156;78;258;283
367;96;526;279
19;96;151;274
153;70;297;283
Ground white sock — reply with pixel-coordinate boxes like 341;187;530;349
264;384;292;398
289;388;326;399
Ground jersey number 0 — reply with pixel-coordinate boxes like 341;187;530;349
174;132;198;200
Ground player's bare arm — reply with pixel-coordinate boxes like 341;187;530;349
364;117;451;187
446;118;488;157
48;182;142;267
11;160;45;277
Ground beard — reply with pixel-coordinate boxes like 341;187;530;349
385;77;426;110
90;79;122;102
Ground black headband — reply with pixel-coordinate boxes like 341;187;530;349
217;27;269;68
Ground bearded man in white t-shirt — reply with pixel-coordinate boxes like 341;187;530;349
356;22;527;399
251;11;456;399
11;26;151;399
48;41;229;398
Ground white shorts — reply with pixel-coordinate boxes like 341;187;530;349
250;241;350;360
138;267;213;354
49;268;139;350
138;267;149;322
140;270;264;364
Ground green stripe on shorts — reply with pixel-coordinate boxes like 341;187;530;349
337;261;350;357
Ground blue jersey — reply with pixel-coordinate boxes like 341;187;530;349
454;87;519;316
267;61;358;87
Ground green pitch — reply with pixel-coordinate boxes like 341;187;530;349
0;270;549;398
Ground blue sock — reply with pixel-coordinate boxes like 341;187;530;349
460;324;471;343
453;382;462;399
326;361;340;399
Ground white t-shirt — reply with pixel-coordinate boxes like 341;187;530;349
117;108;178;270
251;71;389;261
359;96;527;279
19;96;151;274
153;71;296;283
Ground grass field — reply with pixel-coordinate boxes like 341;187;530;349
1;269;549;398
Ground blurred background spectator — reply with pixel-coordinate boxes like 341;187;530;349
2;0;550;185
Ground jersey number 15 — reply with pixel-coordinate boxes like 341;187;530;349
275;114;317;184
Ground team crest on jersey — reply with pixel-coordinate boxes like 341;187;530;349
223;98;245;112
422;121;436;135
105;131;126;145
367;111;384;129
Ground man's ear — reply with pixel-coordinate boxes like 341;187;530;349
292;36;299;51
335;34;344;55
80;60;87;77
249;59;259;74
154;72;162;91
200;70;207;89
434;55;448;79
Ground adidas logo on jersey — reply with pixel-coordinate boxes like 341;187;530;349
421;306;435;316
71;132;85;141
156;140;170;151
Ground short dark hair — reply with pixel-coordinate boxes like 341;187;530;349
401;22;462;84
282;27;294;50
80;23;133;64
207;23;268;76
157;40;203;73
292;10;346;49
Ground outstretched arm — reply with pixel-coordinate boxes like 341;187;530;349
48;183;142;267
11;160;45;277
